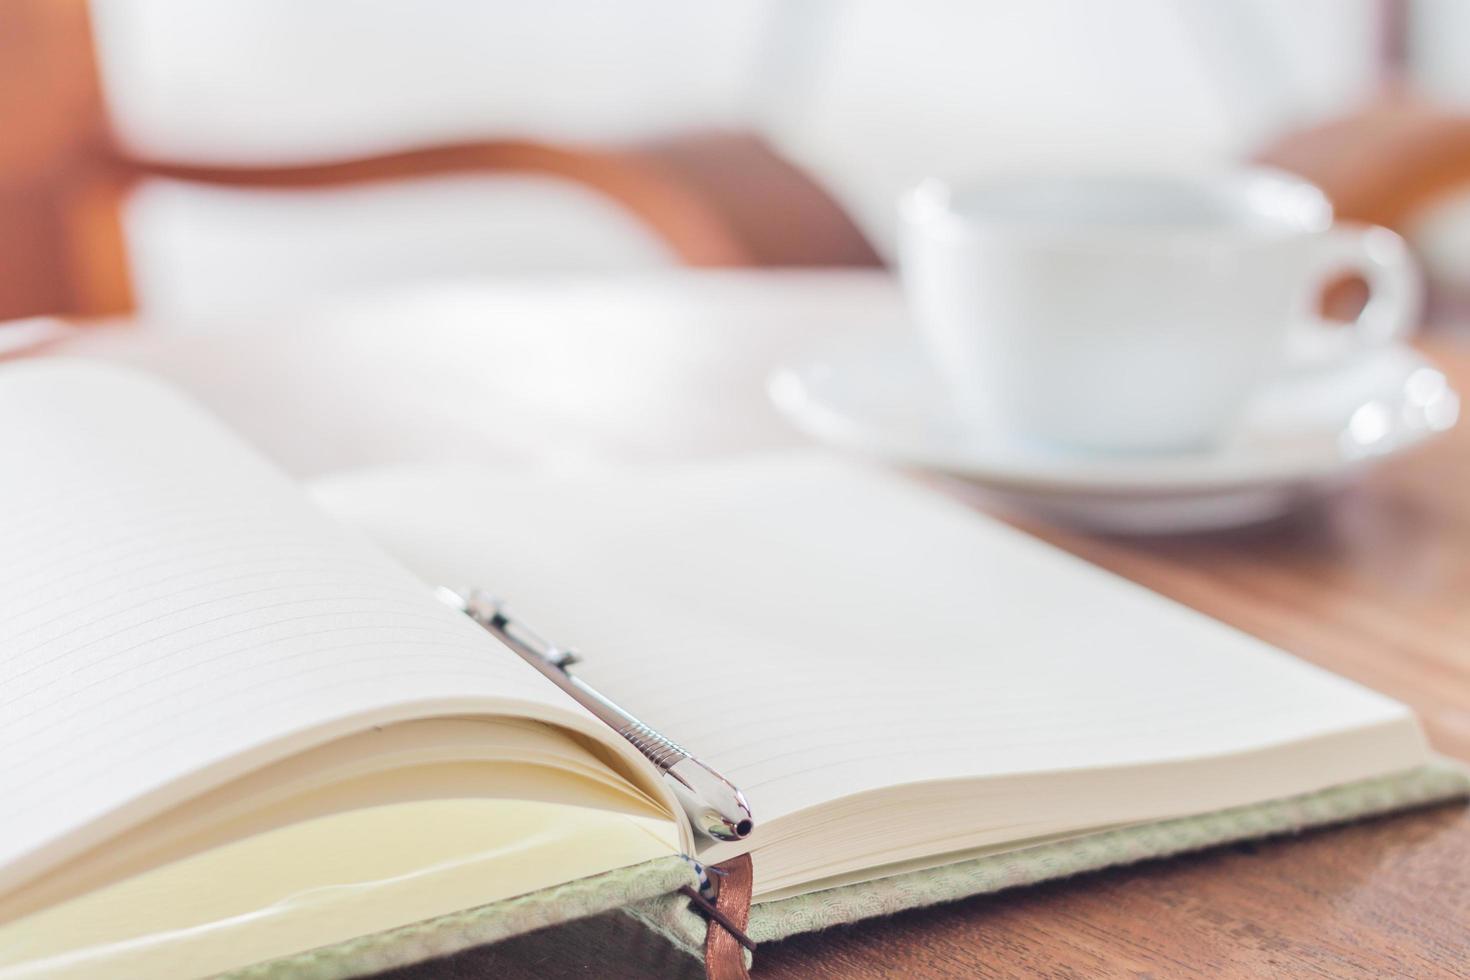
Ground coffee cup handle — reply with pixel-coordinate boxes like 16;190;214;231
1294;223;1423;359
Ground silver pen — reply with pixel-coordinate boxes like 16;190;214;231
438;587;753;842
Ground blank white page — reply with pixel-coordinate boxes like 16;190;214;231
0;361;589;893
312;456;1425;834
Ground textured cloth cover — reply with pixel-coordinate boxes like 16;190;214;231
225;763;1468;976
224;855;693;980
630;762;1470;957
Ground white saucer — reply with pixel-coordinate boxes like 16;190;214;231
769;337;1460;533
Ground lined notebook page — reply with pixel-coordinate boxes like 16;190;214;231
313;457;1421;832
0;362;583;890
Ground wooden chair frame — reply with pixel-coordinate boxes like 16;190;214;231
0;0;880;321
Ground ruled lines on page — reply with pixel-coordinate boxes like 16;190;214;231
0;363;572;887
313;457;1418;829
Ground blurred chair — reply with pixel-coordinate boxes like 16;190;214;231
1255;0;1470;233
1254;0;1470;320
1258;94;1470;323
0;0;878;322
13;0;1470;326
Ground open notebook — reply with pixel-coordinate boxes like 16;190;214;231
0;361;1463;979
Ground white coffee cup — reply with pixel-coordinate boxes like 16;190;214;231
897;169;1423;454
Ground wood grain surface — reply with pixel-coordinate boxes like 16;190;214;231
395;338;1470;977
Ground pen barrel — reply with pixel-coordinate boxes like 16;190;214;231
619;720;689;771
445;589;752;842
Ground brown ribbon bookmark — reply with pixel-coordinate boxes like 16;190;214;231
682;854;755;980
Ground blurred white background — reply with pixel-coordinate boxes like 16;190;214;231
84;0;1470;321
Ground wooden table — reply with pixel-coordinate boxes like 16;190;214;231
46;274;1470;977
754;339;1470;979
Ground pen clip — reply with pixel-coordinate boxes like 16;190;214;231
448;588;581;670
438;585;754;842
